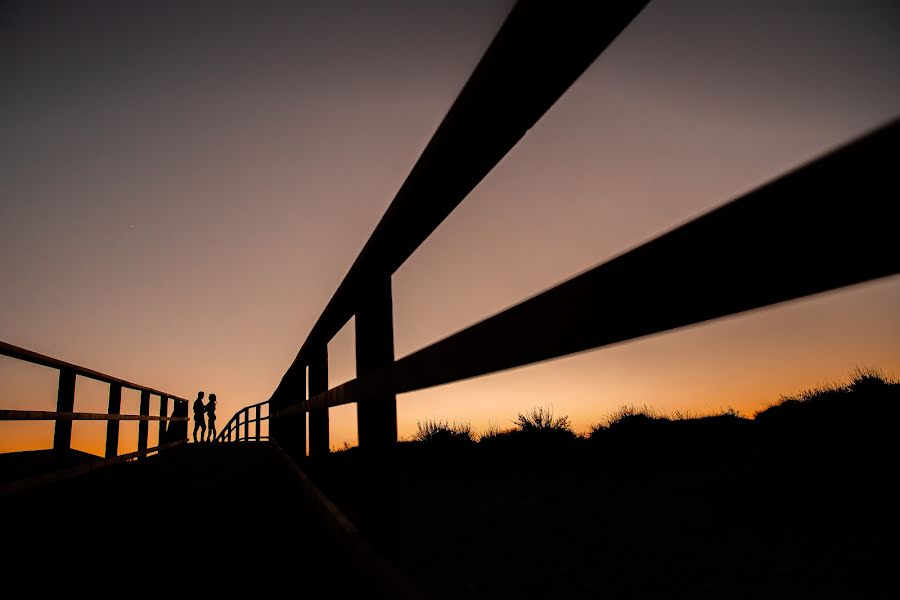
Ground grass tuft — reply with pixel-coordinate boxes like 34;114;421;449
848;364;895;390
514;405;573;433
413;419;475;446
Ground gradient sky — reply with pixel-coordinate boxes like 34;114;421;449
2;0;899;455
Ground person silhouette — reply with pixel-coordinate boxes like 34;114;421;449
192;391;206;443
206;393;217;442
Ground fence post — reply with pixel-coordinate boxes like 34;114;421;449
105;383;122;458
355;275;398;551
255;404;261;441
53;369;76;452
243;408;249;441
178;400;189;443
308;346;329;457
138;390;150;458
158;395;168;447
269;391;280;443
272;365;306;461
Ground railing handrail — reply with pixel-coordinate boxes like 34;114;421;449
0;340;190;402
216;401;269;443
1;409;188;422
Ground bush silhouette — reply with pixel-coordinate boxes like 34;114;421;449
412;419;475;447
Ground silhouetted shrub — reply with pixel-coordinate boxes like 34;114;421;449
477;421;515;443
848;364;895;391
589;405;667;442
514;405;572;432
476;407;578;455
512;405;579;450
413;419;475;447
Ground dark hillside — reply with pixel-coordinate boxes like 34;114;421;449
308;371;900;599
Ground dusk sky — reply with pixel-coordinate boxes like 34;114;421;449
2;0;899;455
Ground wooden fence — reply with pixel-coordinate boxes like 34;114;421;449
0;340;190;470
220;0;900;544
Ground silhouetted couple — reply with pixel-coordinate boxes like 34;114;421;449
192;391;218;442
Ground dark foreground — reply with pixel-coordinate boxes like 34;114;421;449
309;380;900;600
3;379;898;599
1;443;404;598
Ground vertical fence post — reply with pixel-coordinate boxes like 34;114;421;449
158;395;168;447
272;365;307;461
355;275;398;550
255;404;261;441
243;409;249;441
269;395;279;442
53;369;76;452
105;383;122;458
178;400;189;443
308;346;329;457
138;390;150;458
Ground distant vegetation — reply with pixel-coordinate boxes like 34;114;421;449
337;366;899;457
412;419;474;446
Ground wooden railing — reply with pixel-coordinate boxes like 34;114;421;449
214;0;900;546
0;340;190;463
216;400;269;443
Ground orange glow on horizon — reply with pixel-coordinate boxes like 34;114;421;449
3;277;899;456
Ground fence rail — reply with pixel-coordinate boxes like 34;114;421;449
1;340;186;400
1;410;185;422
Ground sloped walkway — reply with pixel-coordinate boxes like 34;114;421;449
2;442;415;598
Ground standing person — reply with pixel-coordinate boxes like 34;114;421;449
206;393;217;442
192;391;206;443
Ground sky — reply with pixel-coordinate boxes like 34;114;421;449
2;0;899;456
